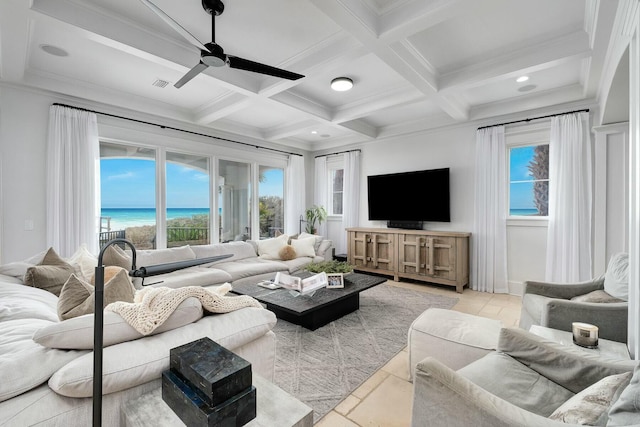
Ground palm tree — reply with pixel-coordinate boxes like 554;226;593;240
527;145;549;216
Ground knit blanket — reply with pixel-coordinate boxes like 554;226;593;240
106;283;263;335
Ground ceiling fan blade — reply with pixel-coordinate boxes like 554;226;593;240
138;0;208;52
227;56;304;80
174;61;208;88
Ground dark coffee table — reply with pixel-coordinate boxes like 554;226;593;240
231;272;386;330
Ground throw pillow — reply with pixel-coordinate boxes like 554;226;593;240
33;297;203;349
278;245;297;261
548;371;632;425
571;290;625;303
66;244;98;281
604;253;629;301
290;236;316;258
297;232;323;252
23;247;76;296
257;234;289;259
102;244;132;270
608;364;640;426
57;268;135;320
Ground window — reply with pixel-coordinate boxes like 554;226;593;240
100;142;157;249
166;152;210;248
508;144;549;216
258;166;284;239
328;167;344;216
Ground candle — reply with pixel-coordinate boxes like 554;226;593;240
572;322;599;348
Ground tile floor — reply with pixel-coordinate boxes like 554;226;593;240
314;279;523;427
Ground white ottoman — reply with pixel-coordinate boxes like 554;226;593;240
407;308;503;381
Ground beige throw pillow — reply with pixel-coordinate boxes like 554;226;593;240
57;268;135;320
548;371;632;425
257;234;289;259
291;236;317;258
23;247;76;296
101;244;132;270
66;244;98;281
571;290;625;303
278;245;297;261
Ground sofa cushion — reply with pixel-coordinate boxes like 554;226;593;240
0;282;59;323
191;242;256;263
0;318;86;402
141;266;232;289
548;371;632;425
257;234;289;260
604;253;629;301
23;248;75;296
290;237;316;258
134;245;196;267
215;258;287;281
48;307;276;397
457;351;575;417
278;257;316;273
608;364;640;426
57;269;135;320
33;297;203;349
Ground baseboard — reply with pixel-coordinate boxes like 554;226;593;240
508;281;524;297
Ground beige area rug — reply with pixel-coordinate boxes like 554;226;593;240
271;282;458;422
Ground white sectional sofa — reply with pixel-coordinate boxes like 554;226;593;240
0;234;332;426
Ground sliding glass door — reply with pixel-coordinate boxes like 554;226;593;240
218;160;251;242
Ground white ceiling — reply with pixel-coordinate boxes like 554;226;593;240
0;0;623;151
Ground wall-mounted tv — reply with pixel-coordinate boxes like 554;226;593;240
367;168;450;225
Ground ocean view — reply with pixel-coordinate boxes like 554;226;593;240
101;208;210;230
510;208;540;216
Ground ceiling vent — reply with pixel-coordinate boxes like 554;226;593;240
152;79;170;88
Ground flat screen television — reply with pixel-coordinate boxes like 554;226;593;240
367;168;450;225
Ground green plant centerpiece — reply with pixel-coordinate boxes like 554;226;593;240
304;205;327;234
305;260;354;274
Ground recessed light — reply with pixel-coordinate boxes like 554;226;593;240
320;134;331;138
516;75;529;83
40;44;69;57
311;130;318;134
331;77;353;92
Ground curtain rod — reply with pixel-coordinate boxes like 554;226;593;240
477;108;590;130
315;149;361;158
52;103;303;157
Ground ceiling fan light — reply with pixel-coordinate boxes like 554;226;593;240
331;77;353;91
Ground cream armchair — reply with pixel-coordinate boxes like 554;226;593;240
519;253;629;343
411;328;639;427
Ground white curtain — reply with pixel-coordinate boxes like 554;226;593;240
46;105;100;257
341;151;361;251
314;156;328;236
472;126;508;293
285;154;305;235
545;112;592;282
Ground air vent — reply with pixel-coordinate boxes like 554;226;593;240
152;79;170;88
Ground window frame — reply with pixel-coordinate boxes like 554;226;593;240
505;123;551;225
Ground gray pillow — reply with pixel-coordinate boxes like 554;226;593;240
23;247;75;296
571;290;625;303
604;253;629;301
57;269;135;320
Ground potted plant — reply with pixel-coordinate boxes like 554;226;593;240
305;205;327;234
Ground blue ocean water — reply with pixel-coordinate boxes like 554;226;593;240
509;208;540;216
101;208;210;230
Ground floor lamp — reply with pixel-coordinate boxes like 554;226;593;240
92;238;232;427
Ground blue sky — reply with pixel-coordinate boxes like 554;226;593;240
101;159;283;208
509;146;536;210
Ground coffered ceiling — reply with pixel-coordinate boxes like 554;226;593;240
0;0;623;151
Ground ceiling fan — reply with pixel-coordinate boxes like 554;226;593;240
139;0;305;88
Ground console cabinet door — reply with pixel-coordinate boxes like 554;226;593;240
398;234;456;281
348;230;394;273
